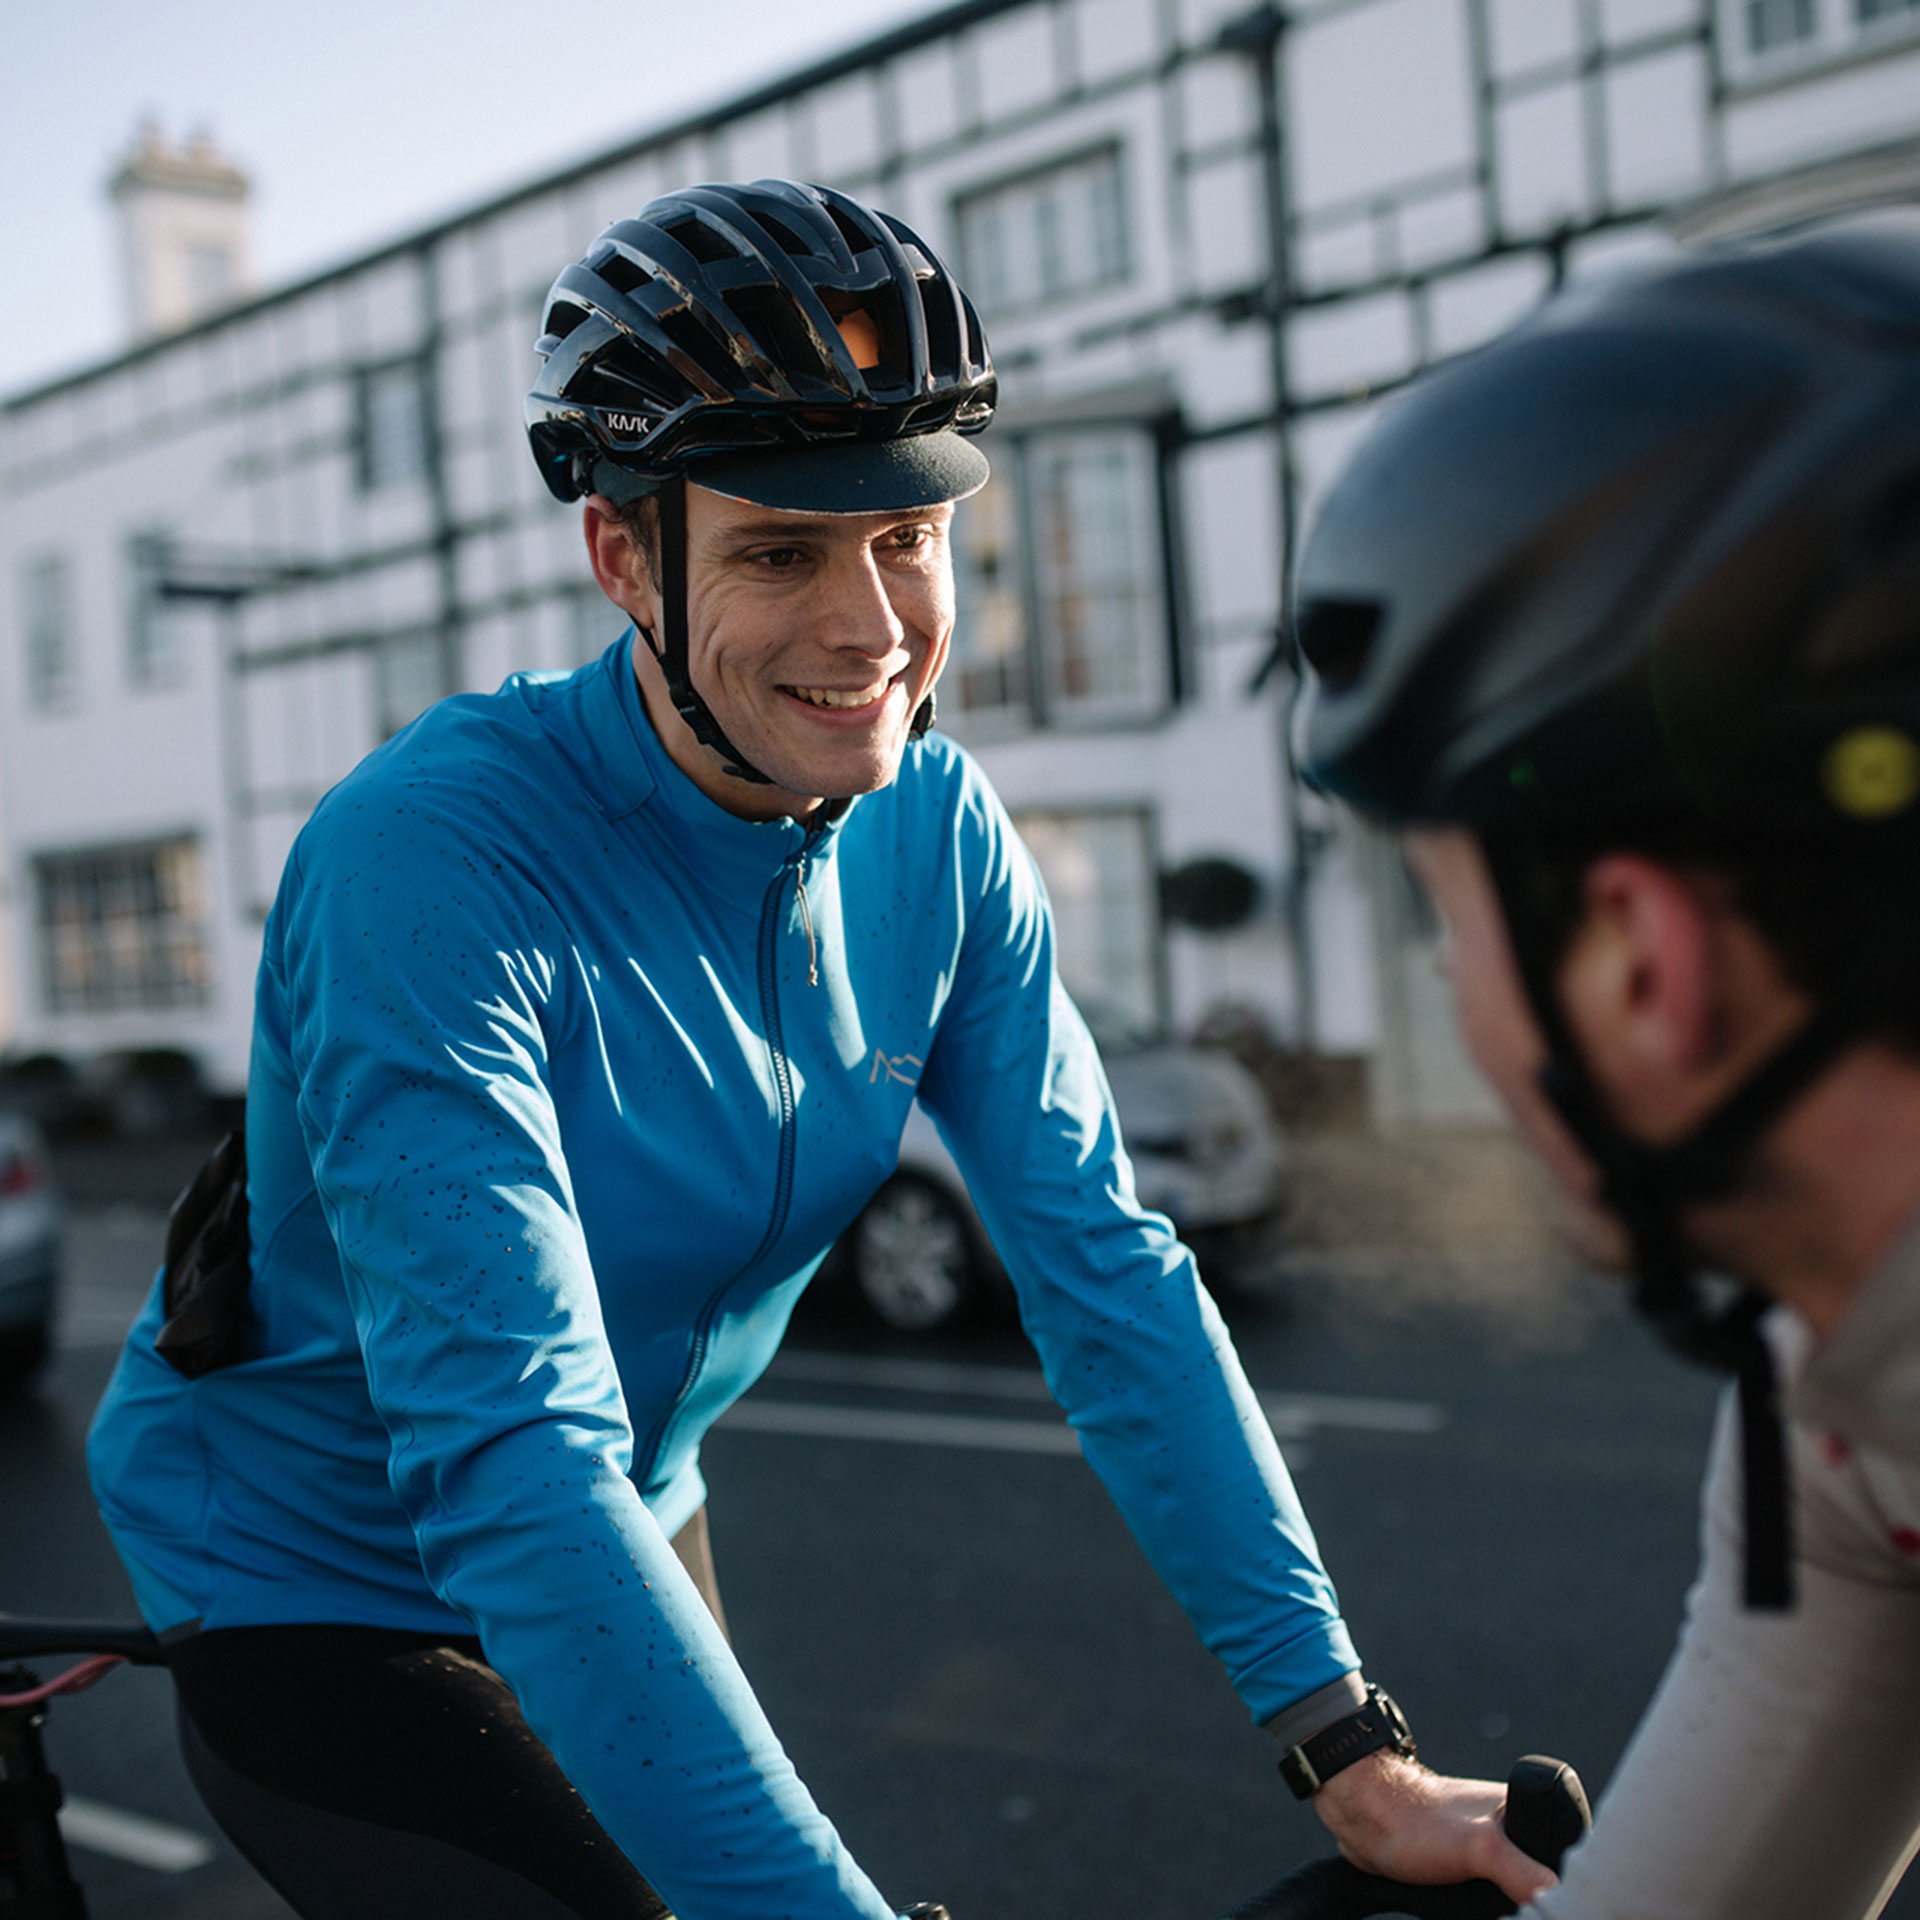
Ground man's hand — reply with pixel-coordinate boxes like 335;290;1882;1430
1312;1750;1559;1905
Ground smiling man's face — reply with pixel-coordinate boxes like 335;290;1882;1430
590;481;957;825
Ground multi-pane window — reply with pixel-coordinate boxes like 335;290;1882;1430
37;837;211;1013
1013;808;1161;1032
946;470;1030;718
1746;0;1816;46
126;530;182;687
356;359;432;491
955;146;1129;317
949;424;1172;732
20;553;76;712
1032;433;1169;723
374;631;446;737
1729;0;1920;57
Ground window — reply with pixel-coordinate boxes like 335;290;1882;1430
947;468;1030;719
20;553;75;711
1746;0;1816;46
126;529;182;687
1032;433;1169;723
37;837;211;1013
356;359;432;491
1012;808;1161;1031
955;146;1129;317
1722;0;1920;64
374;631;447;737
948;423;1173;732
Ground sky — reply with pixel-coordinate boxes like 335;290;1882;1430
2;0;942;400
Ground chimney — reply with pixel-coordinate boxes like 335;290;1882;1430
109;119;254;340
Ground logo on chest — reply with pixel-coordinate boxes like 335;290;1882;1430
868;1048;924;1088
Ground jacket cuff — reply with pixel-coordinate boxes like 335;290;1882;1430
1263;1671;1369;1753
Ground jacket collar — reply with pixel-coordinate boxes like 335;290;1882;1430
584;630;854;898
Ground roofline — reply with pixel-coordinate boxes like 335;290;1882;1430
5;0;1025;413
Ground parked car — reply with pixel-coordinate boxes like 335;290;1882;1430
0;1115;61;1385
836;1007;1288;1334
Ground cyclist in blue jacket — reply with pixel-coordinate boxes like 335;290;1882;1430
87;179;1549;1920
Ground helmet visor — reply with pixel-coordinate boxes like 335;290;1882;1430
687;431;989;515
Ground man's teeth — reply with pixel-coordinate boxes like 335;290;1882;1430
789;685;884;709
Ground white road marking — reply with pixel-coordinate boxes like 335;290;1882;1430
1257;1393;1446;1437
58;1798;215;1872
763;1350;1444;1439
720;1399;1083;1455
767;1351;1056;1402
720;1397;1312;1467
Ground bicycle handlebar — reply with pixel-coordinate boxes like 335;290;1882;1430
1219;1756;1590;1920
0;1617;169;1665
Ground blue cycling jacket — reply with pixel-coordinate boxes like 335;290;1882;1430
89;634;1358;1920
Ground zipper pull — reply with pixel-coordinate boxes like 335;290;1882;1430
795;851;820;987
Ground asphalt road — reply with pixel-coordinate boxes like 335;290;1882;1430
3;1201;1912;1918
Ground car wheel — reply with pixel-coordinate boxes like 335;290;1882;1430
851;1174;976;1334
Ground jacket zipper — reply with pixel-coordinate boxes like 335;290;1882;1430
636;841;813;1482
795;850;819;987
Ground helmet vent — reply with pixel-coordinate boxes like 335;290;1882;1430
916;279;961;378
598;252;653;297
1296;598;1384;692
826;202;873;258
755;213;815;259
727;285;834;385
541;301;587;344
664;216;737;267
656;306;736;389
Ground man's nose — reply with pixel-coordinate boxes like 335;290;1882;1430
820;550;909;656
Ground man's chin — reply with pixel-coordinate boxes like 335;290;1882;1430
747;736;912;804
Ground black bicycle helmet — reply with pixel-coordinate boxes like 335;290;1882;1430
1295;209;1920;1608
527;179;998;780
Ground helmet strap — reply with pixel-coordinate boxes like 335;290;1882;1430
644;477;774;787
910;688;937;740
1480;837;1868;1610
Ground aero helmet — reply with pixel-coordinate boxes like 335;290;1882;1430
1295;210;1920;1606
528;180;997;782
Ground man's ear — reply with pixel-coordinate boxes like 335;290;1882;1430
1558;854;1720;1131
582;497;659;630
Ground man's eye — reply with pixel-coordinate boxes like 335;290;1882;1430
759;547;803;569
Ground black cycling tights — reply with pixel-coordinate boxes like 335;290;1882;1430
171;1624;672;1919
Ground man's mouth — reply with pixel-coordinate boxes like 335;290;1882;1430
784;684;889;711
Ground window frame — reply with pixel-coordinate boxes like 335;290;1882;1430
952;141;1133;321
947;408;1186;740
35;834;213;1015
1716;0;1920;82
1009;802;1168;1035
354;354;435;494
20;551;77;714
125;528;183;690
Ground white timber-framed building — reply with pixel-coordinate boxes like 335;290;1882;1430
2;0;1918;1112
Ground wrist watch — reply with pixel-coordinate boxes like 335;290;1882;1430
1277;1684;1416;1799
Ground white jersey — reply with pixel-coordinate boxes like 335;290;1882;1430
1532;1212;1920;1918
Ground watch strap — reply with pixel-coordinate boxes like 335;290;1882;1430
1277;1685;1415;1799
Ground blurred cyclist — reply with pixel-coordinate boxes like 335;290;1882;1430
1297;210;1920;1916
88;180;1547;1919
